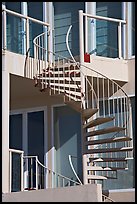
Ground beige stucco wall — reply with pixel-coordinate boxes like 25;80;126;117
82;55;129;82
2;184;102;202
122;57;135;96
108;189;135;202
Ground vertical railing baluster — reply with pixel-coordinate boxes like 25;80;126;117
97;74;99;118
9;151;12;193
68;61;70;100
30;157;33;189
85;15;88;53
102;77;105;117
108;79;110;116
117;85;120;127
63;59;65;95
3;8;7;50
91;76;94;109
21;153;24;191
35;156;38;190
118;22;122;59
112;82;115;126
58;57;60;95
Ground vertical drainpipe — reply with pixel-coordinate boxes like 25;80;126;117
2;3;10;193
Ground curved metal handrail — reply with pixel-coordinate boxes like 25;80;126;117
102;194;115;202
66;25;76;63
68;155;83;185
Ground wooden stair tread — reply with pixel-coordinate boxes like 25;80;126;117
82;108;98;120
83;117;114;129
85;136;132;146
84;126;125;137
84;146;133;154
87;175;107;180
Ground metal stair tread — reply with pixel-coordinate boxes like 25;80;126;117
82;108;98;119
101;166;128;171
84;126;125;137
84;146;133;154
86;166;116;171
85;136;132;146
87;175;107;180
83;116;115;129
64;100;81;112
90;157;129;162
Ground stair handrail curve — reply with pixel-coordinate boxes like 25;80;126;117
79;62;132;137
66;25;131;142
68;155;83;185
23;155;81;189
65;23;132;141
102;193;115;202
33;32;133;153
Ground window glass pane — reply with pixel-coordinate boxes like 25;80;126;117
11;153;21;192
96;2;122;58
28;2;43;57
28;111;44;163
6;2;21;13
6;14;25;54
9;114;22;150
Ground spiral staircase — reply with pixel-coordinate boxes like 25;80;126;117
33;32;133;185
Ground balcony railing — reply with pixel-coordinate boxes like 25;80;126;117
2;7;50;56
79;10;126;61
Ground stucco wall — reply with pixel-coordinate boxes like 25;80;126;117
2;184;102;202
108;188;135;202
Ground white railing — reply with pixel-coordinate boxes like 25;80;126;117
23;156;81;190
2;7;50;54
79;10;126;60
9;149;24;192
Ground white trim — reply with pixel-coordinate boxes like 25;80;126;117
10;106;47;115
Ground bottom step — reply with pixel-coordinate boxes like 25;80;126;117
87;175;107;180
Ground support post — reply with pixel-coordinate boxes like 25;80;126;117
2;56;10;193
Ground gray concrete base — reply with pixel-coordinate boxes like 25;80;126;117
2;184;102;202
108;188;135;202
